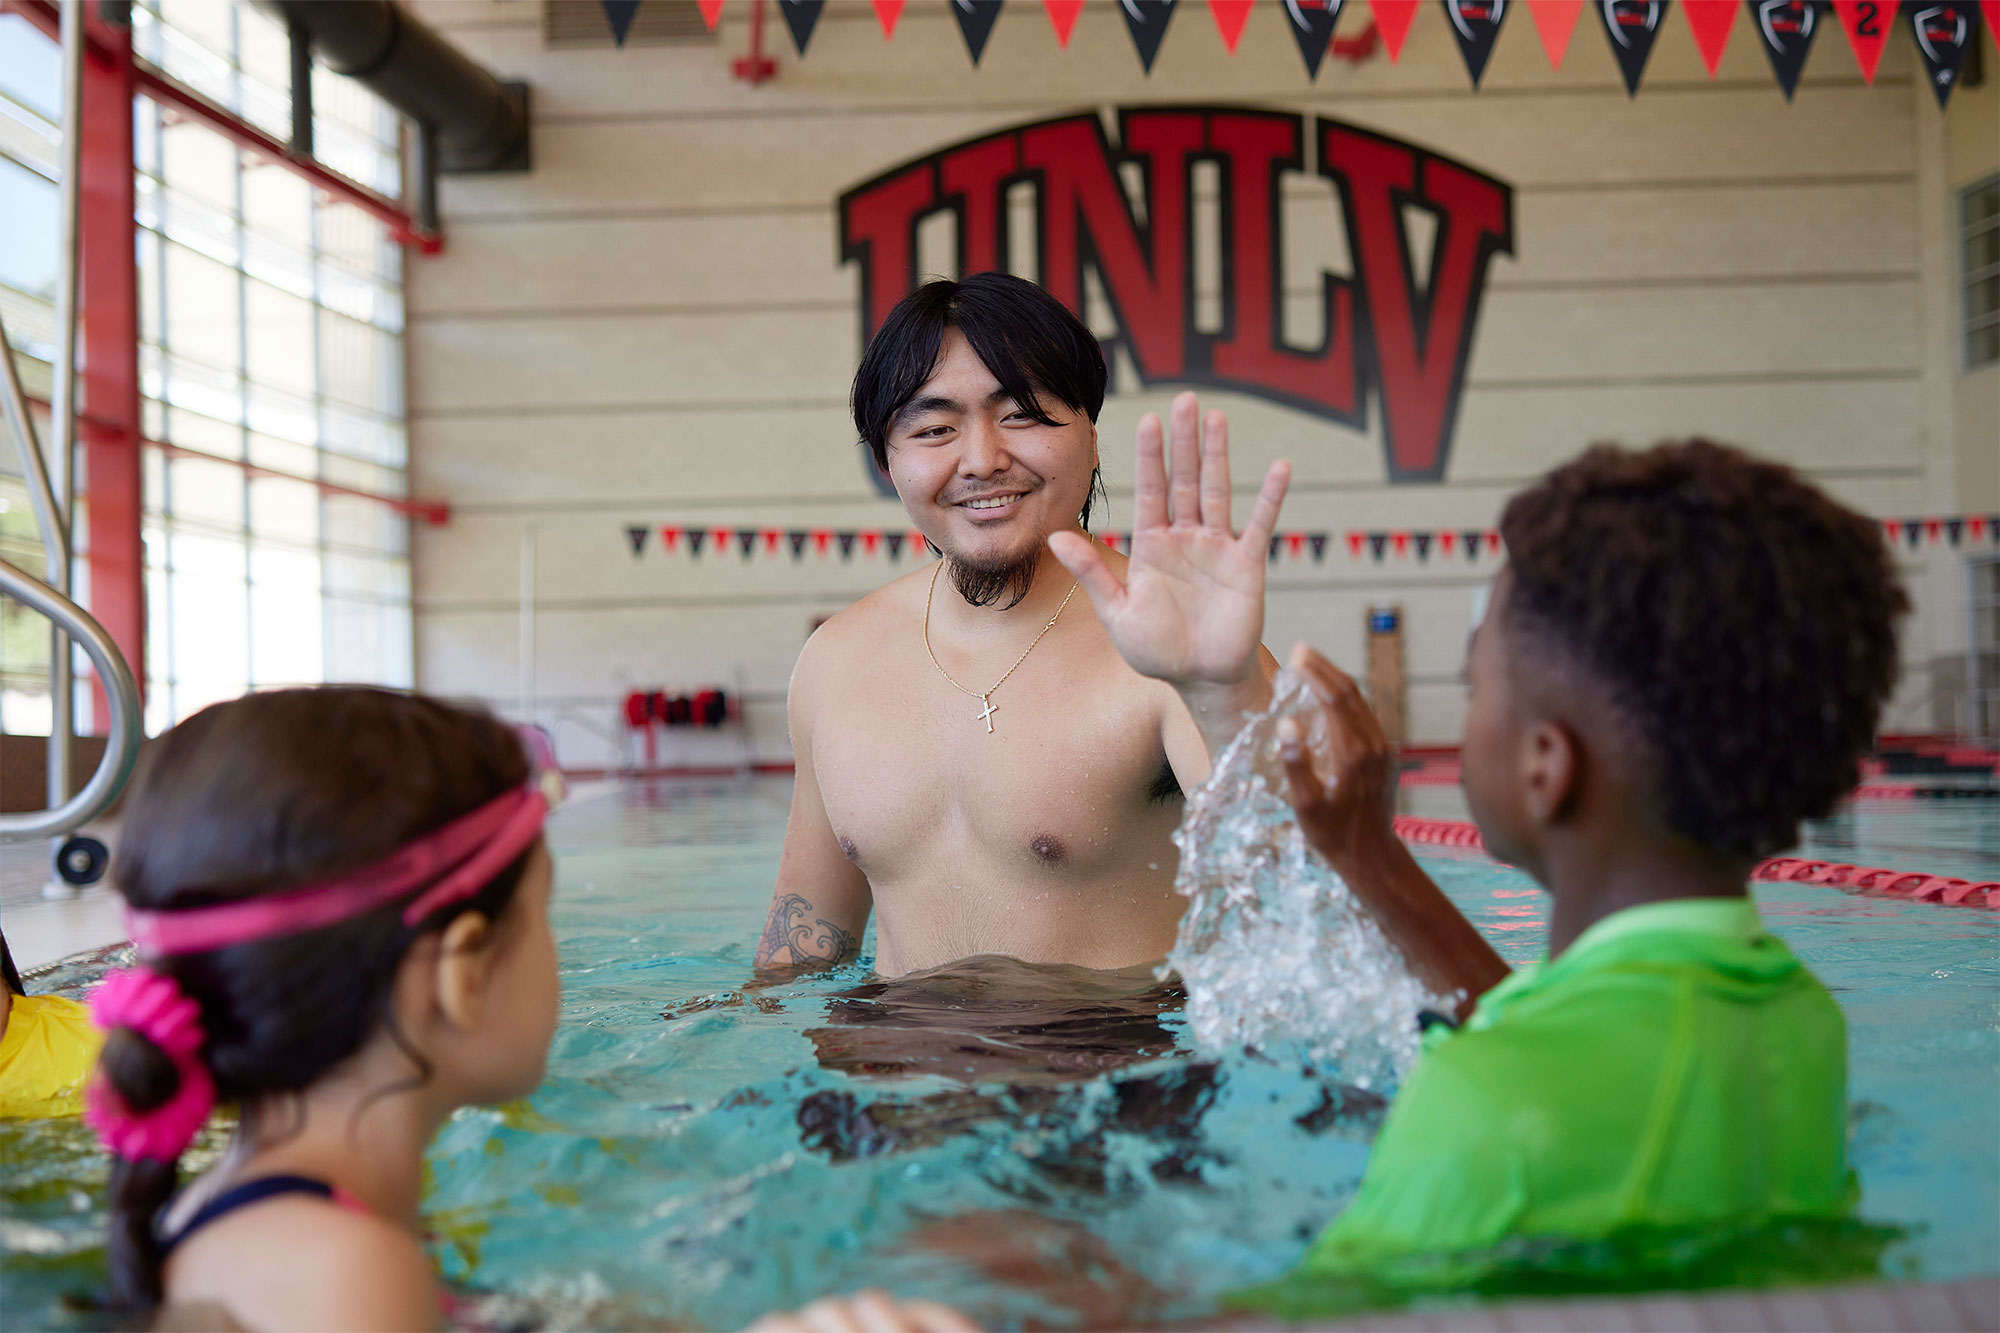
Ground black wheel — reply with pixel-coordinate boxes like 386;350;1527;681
55;835;108;887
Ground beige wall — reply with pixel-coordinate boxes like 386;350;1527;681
403;0;1993;764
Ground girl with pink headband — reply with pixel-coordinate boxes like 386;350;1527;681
86;686;978;1333
86;687;562;1328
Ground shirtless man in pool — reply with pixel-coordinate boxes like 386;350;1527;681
753;273;1290;976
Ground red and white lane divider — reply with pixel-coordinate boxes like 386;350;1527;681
1390;817;2000;911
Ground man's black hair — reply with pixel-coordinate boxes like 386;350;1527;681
851;272;1109;529
1499;439;1909;863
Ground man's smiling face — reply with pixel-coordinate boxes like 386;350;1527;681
886;328;1098;586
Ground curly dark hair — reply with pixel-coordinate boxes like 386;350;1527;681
1498;439;1908;862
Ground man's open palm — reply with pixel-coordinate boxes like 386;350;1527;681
1050;392;1290;689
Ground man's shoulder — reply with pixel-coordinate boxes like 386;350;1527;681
792;566;931;692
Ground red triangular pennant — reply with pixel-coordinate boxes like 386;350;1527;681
812;529;832;555
1208;0;1254;50
1347;530;1366;558
1832;0;1892;78
862;530;882;555
696;0;725;30
1286;532;1306;558
1523;0;1585;65
1970;515;1989;541
1100;531;1120;547
873;0;904;39
711;527;732;551
1485;530;1501;553
1439;529;1457;556
1391;531;1411;557
1682;0;1737;76
1043;0;1084;46
1987;0;2000;48
1924;518;1943;544
661;524;682;553
763;528;782;554
1372;0;1421;58
1883;518;1902;544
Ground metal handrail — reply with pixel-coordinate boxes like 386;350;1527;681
0;556;143;842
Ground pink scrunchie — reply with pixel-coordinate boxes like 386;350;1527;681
84;967;217;1161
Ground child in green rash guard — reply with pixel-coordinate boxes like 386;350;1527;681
1242;440;1909;1311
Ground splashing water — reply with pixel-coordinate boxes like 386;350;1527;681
1165;670;1449;1089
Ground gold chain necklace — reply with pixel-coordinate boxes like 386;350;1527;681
922;560;1078;734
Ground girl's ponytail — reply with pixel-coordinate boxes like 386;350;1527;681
86;969;218;1312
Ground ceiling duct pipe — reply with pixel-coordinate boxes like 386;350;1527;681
249;0;530;174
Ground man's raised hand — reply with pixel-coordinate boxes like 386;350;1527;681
1048;392;1290;691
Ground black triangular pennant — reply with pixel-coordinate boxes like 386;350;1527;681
1751;0;1825;100
737;530;757;558
1283;0;1344;78
1119;0;1178;73
779;0;827;54
1367;531;1388;562
600;0;642;45
1904;518;1922;549
1462;528;1483;560
625;524;649;556
1445;0;1507;86
1269;536;1282;563
885;531;906;559
1906;1;1980;106
837;530;858;559
1309;533;1328;562
1946;518;1964;546
950;0;1006;63
1599;0;1665;95
788;529;809;559
1414;531;1434;561
687;529;708;557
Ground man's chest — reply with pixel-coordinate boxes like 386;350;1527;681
811;653;1179;882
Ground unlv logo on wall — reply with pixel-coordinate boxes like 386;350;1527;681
838;108;1515;491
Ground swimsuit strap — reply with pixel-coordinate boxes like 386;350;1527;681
160;1174;369;1256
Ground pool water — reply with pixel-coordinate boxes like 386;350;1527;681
3;779;1997;1329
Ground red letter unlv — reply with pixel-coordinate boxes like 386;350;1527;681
839;109;1513;489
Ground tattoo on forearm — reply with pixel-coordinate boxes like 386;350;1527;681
756;894;857;969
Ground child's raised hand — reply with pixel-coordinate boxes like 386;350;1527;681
746;1290;982;1333
1278;643;1400;875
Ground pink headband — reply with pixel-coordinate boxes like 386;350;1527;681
125;784;549;957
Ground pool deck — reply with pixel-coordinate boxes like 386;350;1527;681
1242;1276;2000;1332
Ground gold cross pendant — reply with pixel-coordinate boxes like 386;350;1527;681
977;696;999;734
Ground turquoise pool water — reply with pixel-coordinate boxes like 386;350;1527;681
3;778;1997;1329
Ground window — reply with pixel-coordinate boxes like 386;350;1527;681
0;3;413;737
1964;175;2000;370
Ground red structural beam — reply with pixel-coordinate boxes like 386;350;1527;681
3;0;441;253
27;396;451;526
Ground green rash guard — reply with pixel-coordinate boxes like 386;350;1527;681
1267;897;1857;1297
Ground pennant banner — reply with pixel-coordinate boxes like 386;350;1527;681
1210;0;1255;52
1044;0;1085;45
1372;0;1423;58
1751;0;1825;99
873;0;906;40
1600;0;1667;94
1283;0;1345;77
600;0;641;45
1525;0;1586;63
1833;0;1894;78
778;0;826;54
1683;0;1740;76
1908;0;1982;106
622;516;1999;564
952;0;1006;63
1122;0;1180;72
1445;0;1509;85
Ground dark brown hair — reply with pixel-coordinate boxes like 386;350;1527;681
97;687;534;1311
1498;439;1908;863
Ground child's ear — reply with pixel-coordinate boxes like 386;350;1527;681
1520;719;1580;829
433;912;497;1031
